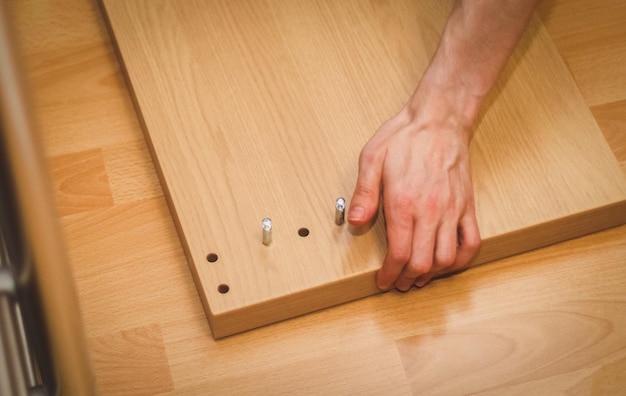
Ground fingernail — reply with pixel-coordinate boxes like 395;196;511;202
348;206;365;222
376;277;390;291
415;276;431;288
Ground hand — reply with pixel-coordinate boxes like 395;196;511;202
348;90;481;291
344;0;541;291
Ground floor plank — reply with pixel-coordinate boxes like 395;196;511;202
90;324;175;395
47;148;114;216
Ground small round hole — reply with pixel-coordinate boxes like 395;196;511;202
207;253;218;263
298;227;310;237
218;284;230;294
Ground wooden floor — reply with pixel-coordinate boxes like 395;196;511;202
12;0;626;394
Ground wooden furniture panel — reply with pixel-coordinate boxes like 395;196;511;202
101;0;626;338
539;0;626;106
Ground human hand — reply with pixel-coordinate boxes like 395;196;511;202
343;0;542;291
348;91;481;291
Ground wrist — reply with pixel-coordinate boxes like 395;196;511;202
404;71;483;140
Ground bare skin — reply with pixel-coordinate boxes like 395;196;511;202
348;0;541;291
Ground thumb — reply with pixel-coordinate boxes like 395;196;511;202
348;148;383;226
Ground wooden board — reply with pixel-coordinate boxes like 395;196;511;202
101;0;626;338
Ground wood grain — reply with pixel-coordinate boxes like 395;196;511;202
91;323;174;395
47;148;114;216
101;0;626;338
591;99;626;174
11;0;626;393
102;139;163;204
397;300;626;394
538;0;626;106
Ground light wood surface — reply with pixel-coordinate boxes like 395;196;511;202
100;0;626;338
12;0;626;393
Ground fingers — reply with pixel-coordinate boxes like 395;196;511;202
413;220;457;287
448;211;481;273
375;193;415;290
414;211;481;287
434;220;458;271
377;203;479;291
348;144;384;226
394;221;436;291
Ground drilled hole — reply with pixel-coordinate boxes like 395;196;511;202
207;253;218;263
298;227;310;237
218;284;230;294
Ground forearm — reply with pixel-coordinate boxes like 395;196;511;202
409;0;541;129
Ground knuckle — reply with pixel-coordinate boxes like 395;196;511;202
435;250;456;268
422;193;444;219
353;183;379;200
390;193;415;213
388;248;411;265
406;260;430;277
359;144;380;166
463;233;481;251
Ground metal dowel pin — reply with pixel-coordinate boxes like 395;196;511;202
262;218;272;246
335;197;346;225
